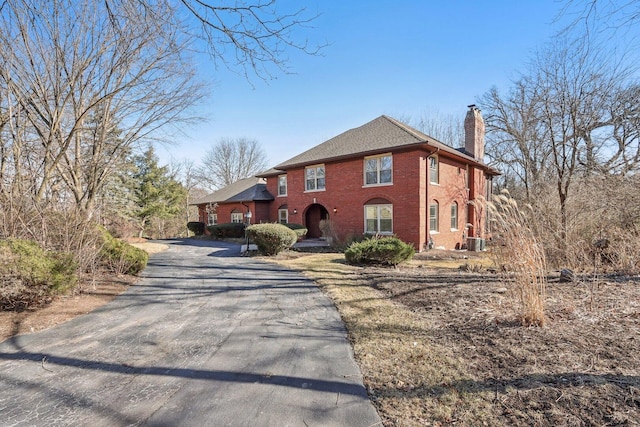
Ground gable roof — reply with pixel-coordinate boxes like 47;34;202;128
273;115;498;174
192;177;274;205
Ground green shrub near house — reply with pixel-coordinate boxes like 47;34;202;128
207;222;246;239
344;236;415;266
284;223;308;240
98;227;149;275
0;239;78;310
246;223;298;256
187;221;205;236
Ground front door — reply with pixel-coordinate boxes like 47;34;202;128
305;204;329;238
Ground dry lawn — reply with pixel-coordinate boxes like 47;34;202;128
271;250;640;426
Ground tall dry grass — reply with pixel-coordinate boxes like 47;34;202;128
489;190;547;327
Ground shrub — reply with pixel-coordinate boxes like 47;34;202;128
207;222;246;239
284;223;308;239
246;223;298;256
187;221;206;236
98;227;149;275
344;236;415;266
0;239;78;310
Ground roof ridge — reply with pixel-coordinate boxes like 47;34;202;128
381;115;429;142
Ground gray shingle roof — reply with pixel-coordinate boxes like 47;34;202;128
275;115;471;169
192;177;274;205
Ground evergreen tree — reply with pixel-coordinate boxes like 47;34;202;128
132;147;187;238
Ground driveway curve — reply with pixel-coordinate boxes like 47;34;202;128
0;239;380;426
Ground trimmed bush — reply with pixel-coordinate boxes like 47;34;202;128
285;223;308;240
246;223;298;256
344;236;415;266
98;228;149;275
207;222;246;239
187;221;205;236
0;239;78;310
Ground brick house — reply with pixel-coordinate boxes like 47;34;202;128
196;106;499;251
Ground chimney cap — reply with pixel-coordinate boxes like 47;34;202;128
467;104;477;109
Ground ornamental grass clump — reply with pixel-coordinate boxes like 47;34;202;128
489;191;547;326
246;223;298;256
344;236;414;266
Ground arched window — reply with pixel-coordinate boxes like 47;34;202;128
364;198;393;234
450;202;458;230
429;200;439;233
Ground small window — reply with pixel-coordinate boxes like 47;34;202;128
429;156;439;184
278;175;287;196
231;212;243;223
364;154;392;186
450;202;458;230
207;213;217;226
305;164;325;191
278;208;288;224
429;201;439;233
364;204;393;234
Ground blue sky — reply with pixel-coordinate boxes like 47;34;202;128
158;1;573;169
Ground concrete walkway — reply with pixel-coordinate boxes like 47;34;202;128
0;239;380;426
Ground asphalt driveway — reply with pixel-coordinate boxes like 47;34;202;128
0;239;380;426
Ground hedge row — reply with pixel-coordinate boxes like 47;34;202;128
207;223;246;239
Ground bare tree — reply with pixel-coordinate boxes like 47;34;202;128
0;0;204;216
104;0;324;81
410;108;465;147
481;36;639;254
197;137;268;190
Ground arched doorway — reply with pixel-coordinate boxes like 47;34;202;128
304;204;329;238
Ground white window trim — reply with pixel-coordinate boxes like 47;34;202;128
363;153;393;187
364;204;393;235
450;202;458;231
277;174;287;197
278;208;288;224
304;164;326;192
207;213;218;226
231;212;243;223
429;156;439;185
429;202;439;234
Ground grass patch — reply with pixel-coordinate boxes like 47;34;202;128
271;253;498;426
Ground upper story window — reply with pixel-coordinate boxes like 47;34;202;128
364;154;392;186
305;164;325;191
429;156;439;184
278;175;287;196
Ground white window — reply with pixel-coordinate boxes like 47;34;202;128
429;156;439;184
364;204;393;234
450;202;458;230
231;212;243;223
278;208;288;224
305;164;325;191
430;202;439;233
364;154;392;186
278;175;287;196
207;213;217;226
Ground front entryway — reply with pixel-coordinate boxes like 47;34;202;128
304;204;329;238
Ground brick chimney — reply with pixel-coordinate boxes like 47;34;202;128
464;104;485;161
